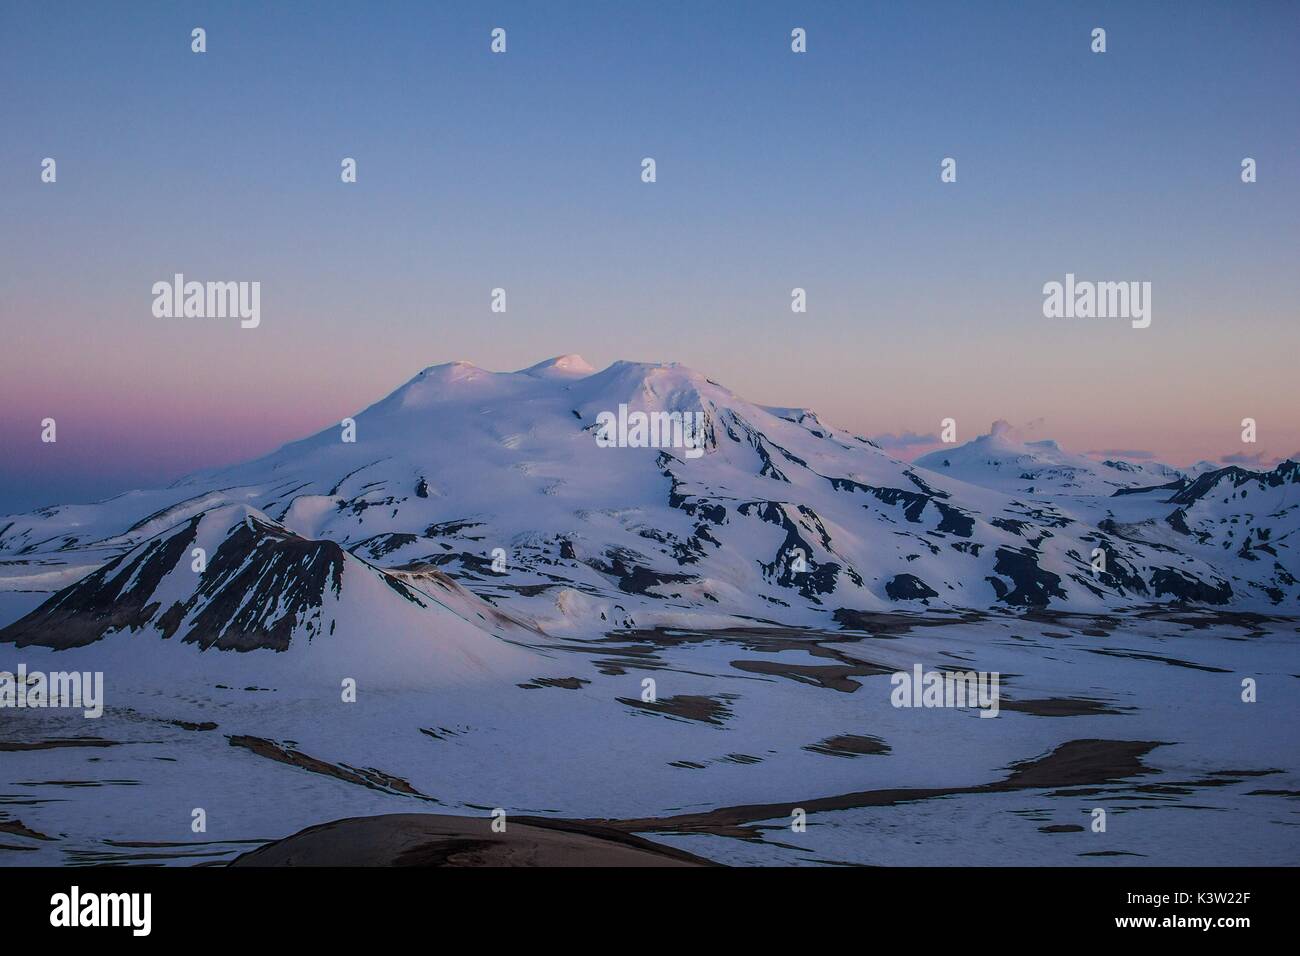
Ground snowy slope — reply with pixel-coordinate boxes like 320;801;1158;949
0;504;541;685
1160;462;1300;603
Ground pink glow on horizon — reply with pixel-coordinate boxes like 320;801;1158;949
5;362;1296;499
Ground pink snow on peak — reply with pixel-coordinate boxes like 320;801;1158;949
519;354;597;379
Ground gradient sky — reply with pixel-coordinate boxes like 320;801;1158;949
2;0;1298;513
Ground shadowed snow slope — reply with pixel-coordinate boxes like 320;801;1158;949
0;504;540;684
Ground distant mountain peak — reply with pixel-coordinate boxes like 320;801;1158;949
519;354;596;378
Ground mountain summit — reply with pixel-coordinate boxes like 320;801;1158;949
519;354;597;378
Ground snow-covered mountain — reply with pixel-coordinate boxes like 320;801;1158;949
1;357;1297;870
2;357;1297;657
1158;462;1300;604
913;420;1188;497
0;502;540;686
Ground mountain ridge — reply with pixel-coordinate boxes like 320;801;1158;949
2;357;1296;655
